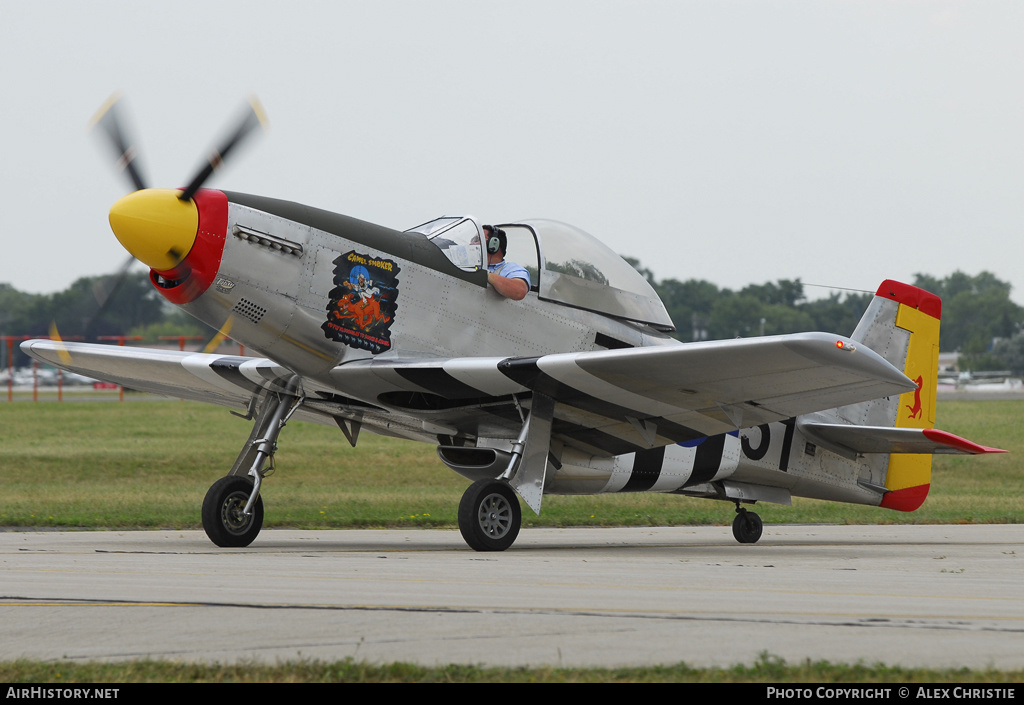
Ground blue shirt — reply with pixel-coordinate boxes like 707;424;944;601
488;260;531;288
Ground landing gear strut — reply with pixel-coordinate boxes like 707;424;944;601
732;505;763;544
454;394;555;552
201;378;302;547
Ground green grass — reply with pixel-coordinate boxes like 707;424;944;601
0;398;1020;529
1;653;1022;683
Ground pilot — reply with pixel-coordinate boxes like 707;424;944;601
482;225;530;301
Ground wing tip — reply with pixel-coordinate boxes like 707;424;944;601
922;428;1007;454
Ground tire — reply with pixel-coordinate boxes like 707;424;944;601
732;509;763;544
458;479;522;552
202;475;264;548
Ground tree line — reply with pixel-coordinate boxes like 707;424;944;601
0;272;208;367
628;260;1023;372
2;267;1022;373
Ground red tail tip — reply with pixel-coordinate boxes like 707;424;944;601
876;280;942;319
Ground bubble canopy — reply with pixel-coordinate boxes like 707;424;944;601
408;216;674;330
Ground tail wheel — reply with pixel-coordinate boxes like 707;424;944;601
732;508;763;544
458;479;522;552
202;475;264;547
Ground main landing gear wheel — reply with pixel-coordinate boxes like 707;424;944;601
458;479;522;552
732;507;763;544
202;475;264;548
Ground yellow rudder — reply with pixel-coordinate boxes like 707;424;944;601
876;281;942;511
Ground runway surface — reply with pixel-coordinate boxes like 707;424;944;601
1;524;1022;669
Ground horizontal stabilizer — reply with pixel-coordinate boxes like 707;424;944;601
799;420;1006;456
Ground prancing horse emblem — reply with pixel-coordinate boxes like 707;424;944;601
906;375;924;419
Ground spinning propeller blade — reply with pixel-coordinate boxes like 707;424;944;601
85;255;138;333
203;316;235;354
47;321;72;366
179;96;267;202
90;93;148;192
93;94;266;275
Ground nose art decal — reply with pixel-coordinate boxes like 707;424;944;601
322;251;400;354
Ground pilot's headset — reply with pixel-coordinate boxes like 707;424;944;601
483;225;506;255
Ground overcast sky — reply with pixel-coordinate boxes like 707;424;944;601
2;1;1022;305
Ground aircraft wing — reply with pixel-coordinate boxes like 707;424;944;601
20;340;297;409
25;333;917;456
330;332;917;454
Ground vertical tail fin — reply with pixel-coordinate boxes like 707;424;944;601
849;280;942;510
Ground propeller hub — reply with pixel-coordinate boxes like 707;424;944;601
108;189;198;271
